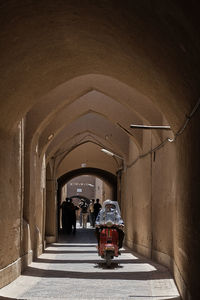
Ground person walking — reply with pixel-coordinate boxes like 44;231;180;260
89;199;95;227
94;198;102;222
80;200;89;228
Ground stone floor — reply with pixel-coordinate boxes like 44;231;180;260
0;225;180;300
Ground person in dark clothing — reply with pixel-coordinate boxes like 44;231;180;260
94;198;102;222
61;198;73;234
69;198;79;234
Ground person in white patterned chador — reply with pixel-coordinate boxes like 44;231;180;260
95;199;124;248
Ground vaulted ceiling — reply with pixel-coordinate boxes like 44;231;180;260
1;1;200;176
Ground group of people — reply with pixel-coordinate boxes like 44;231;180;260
61;197;102;233
79;198;102;228
61;197;124;249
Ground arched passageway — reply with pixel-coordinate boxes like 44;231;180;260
0;2;200;299
55;169;117;235
57;168;117;202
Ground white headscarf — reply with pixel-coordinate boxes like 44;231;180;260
95;199;123;225
101;199;121;214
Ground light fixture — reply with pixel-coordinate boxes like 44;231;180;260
168;138;174;143
101;148;115;156
47;133;54;141
130;124;171;130
101;148;124;160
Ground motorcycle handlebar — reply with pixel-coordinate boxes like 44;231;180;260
96;224;124;229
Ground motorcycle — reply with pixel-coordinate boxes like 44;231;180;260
97;221;122;266
95;200;124;266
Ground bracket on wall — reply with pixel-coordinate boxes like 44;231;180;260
130;124;171;130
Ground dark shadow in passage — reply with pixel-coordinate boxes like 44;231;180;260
45;247;131;254
36;258;102;264
128;296;180;299
58;231;97;244
95;262;123;269
44;250;97;254
23;266;171;280
47;244;97;248
35;258;151;265
0;297;18;300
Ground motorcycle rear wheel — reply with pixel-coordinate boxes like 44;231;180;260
105;251;113;266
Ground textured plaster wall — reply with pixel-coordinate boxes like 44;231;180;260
122;137;177;289
23;131;45;259
173;110;200;299
0;126;22;268
102;181;113;202
151;137;176;262
150;115;200;299
30;155;45;257
45;163;57;240
123;135;152;257
122;108;200;299
0;125;22;281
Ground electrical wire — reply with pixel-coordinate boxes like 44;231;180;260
127;97;200;169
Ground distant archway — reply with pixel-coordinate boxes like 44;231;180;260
57;168;117;231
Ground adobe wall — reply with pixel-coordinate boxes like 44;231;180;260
0;124;50;288
45;163;57;243
123;129;152;254
0;125;23;287
173;110;200;299
122;108;200;299
24;133;43;259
